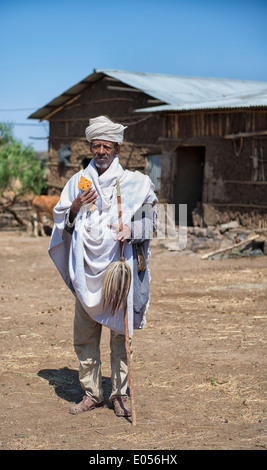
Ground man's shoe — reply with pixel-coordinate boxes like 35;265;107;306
69;395;103;415
112;396;132;417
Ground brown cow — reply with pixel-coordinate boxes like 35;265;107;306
32;195;60;236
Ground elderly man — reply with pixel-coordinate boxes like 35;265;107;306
49;116;157;417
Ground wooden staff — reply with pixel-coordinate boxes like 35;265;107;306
117;178;123;233
124;307;136;426
118;179;136;425
102;178;136;424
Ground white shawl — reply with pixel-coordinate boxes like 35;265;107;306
49;156;155;336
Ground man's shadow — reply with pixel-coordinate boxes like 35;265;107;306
38;367;112;407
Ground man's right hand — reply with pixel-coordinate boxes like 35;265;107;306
69;187;98;223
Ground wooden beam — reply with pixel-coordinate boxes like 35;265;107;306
208;202;267;209
40;94;81;121
103;77;119;81
107;85;142;93
223;180;267;185
50;118;91;122
147;99;165;104
67;97;134;109
49;114;147;123
224;130;267;139
49;136;86;140
201;234;260;260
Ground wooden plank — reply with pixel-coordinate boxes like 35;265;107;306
201;234;260;260
224;130;267;139
209;202;267;209
107;85;142;92
163;116;166;138
201;113;205;136
218;114;222;135
49;136;86;140
224;180;267;185
174;115;178;138
50;118;92;122
40;94;81;121
210;114;214;135
67;97;134;109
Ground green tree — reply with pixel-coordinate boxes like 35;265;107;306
0;122;48;226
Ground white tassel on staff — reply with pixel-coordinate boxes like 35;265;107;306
102;179;132;315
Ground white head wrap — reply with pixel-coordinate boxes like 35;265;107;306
85;116;127;145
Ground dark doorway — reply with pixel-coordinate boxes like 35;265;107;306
173;146;205;225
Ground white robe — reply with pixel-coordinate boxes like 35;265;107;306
48;156;156;336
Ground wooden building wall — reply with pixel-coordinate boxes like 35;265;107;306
44;74;267;228
163;109;267;140
46;76;162;194
160;109;267;227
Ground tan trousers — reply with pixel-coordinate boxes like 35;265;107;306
73;298;131;404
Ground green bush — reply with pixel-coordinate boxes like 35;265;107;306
0;122;47;198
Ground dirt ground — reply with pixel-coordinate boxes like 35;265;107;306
0;231;266;451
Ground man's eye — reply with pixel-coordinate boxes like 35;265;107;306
92;145;111;151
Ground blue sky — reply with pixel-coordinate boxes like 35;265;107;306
1;0;267;151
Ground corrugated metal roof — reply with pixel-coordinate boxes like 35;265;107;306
136;91;267;113
28;69;267;120
97;70;267;112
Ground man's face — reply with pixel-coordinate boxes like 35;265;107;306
90;140;120;174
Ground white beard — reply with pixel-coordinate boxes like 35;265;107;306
95;162;109;169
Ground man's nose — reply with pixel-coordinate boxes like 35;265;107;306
97;145;106;155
